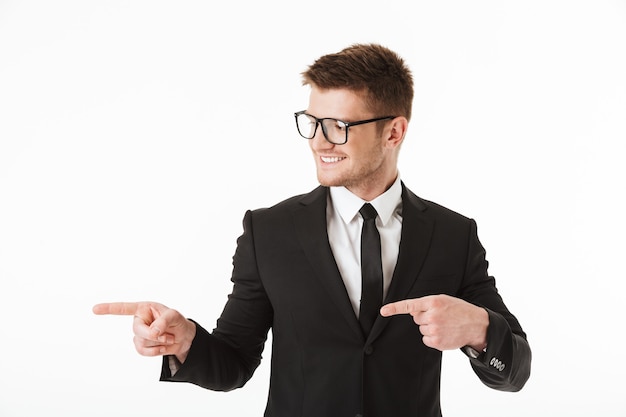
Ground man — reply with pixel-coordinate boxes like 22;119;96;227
94;43;531;417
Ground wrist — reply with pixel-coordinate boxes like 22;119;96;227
469;307;489;351
175;319;197;364
463;344;487;359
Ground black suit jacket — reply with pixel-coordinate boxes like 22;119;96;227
162;184;531;417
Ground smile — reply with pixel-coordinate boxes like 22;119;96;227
321;156;346;163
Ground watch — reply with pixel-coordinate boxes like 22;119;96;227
463;345;485;359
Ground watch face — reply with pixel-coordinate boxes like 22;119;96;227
464;346;480;359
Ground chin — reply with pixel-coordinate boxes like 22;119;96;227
316;174;345;188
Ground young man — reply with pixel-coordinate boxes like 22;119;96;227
94;43;531;417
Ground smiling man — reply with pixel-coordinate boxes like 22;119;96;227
94;43;531;417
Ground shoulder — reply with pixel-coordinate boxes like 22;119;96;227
243;186;327;221
423;198;471;222
402;184;469;219
236;186;327;237
259;185;327;212
401;183;475;231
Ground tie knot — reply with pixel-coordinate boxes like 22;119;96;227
359;203;378;221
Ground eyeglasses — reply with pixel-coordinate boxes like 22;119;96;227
294;111;395;145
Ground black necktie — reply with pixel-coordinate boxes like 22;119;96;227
359;203;383;337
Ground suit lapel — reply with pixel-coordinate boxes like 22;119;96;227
367;184;434;343
293;186;364;341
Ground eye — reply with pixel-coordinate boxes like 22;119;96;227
332;119;348;132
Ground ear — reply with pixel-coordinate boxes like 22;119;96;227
384;117;409;149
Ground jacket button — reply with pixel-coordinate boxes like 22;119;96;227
355;414;363;417
364;345;374;355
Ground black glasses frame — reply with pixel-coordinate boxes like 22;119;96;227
294;111;396;145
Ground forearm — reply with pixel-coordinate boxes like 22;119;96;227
467;309;531;392
160;320;261;392
460;220;531;391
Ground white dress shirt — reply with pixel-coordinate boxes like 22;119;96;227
169;176;404;375
327;176;403;317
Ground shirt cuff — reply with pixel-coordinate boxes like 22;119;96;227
167;355;182;376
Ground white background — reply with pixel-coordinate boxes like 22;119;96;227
1;1;625;416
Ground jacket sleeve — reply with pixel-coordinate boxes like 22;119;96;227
160;210;273;391
459;219;532;392
463;309;532;391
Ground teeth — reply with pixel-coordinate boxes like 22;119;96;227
321;156;345;163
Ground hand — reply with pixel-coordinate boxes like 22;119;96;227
92;301;196;363
380;294;488;352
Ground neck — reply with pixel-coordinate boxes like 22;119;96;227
346;171;398;201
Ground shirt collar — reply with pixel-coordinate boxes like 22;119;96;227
329;175;402;226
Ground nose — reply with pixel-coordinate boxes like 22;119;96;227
310;125;334;151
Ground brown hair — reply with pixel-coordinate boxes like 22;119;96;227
301;43;414;121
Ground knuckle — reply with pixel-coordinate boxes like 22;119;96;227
430;338;444;350
430;295;444;308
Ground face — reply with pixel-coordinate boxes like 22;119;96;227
306;87;401;201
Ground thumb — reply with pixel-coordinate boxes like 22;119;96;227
148;307;181;341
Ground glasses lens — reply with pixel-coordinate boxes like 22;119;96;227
296;113;317;139
321;118;347;144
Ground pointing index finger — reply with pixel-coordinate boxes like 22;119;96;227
92;302;139;316
380;297;429;317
